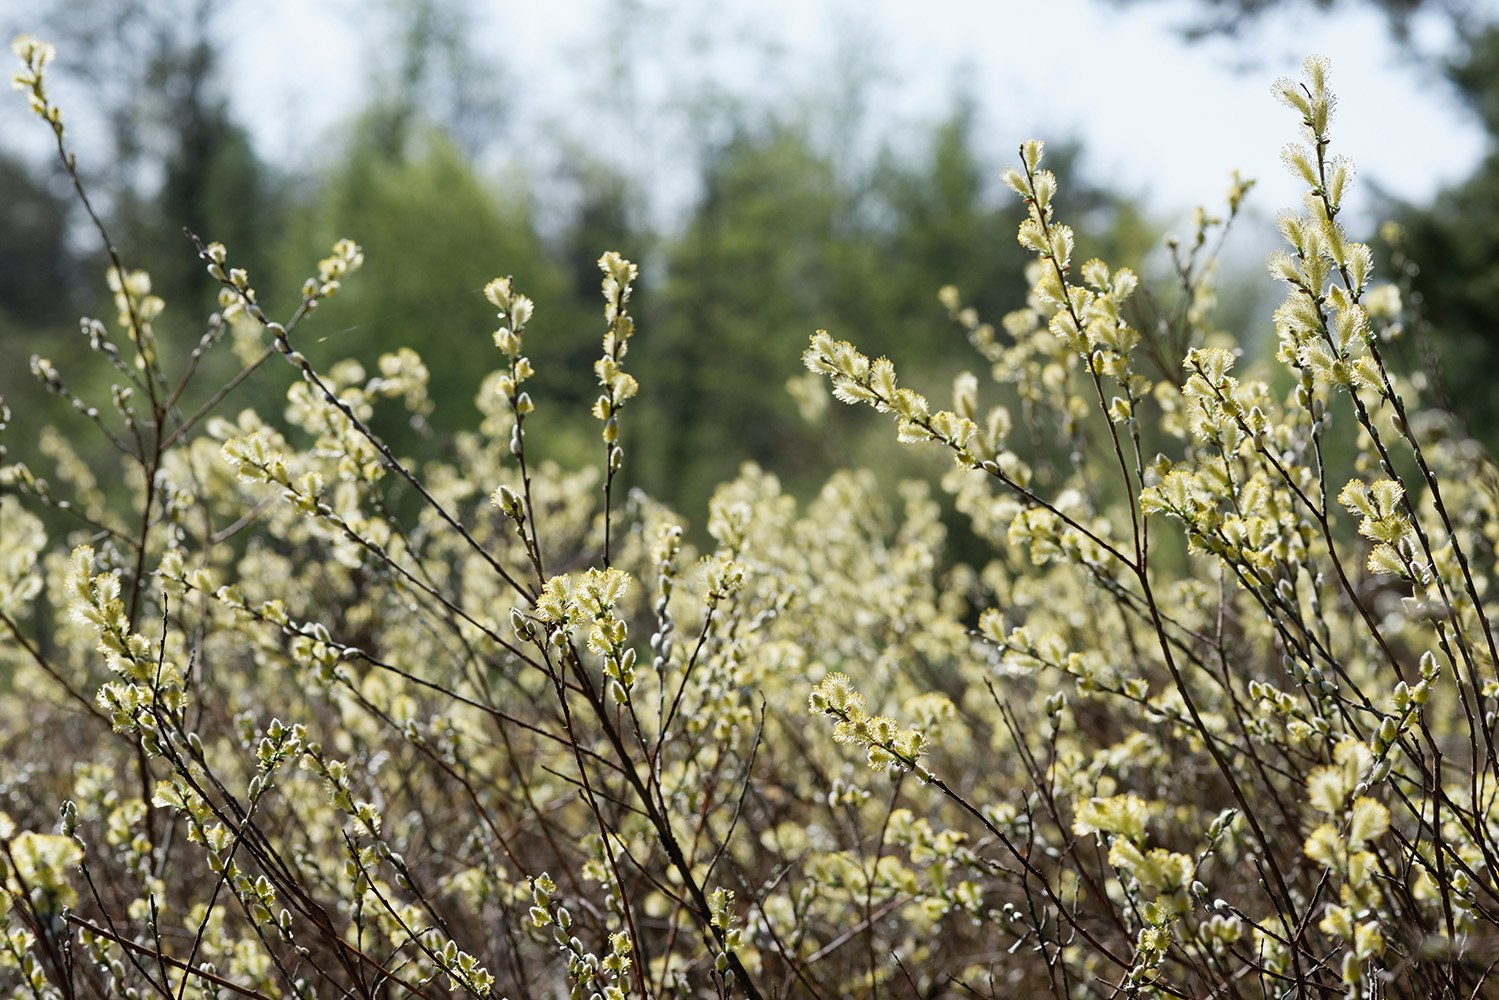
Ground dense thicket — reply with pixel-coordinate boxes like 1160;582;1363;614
8;28;1499;997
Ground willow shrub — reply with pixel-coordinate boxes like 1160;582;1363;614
3;37;1498;999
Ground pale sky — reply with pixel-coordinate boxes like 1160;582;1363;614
213;0;1497;235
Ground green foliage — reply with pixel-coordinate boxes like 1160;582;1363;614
275;124;579;456
151;99;277;320
1387;26;1499;452
637;123;851;509
10;35;1499;1000
632;110;1141;519
0;152;83;471
0;152;72;328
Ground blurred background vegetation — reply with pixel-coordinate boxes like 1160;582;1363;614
2;0;1495;531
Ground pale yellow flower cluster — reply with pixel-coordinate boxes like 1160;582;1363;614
6;37;1499;1000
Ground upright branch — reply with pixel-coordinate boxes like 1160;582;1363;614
593;252;640;569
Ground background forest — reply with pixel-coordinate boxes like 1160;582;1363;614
5;0;1494;532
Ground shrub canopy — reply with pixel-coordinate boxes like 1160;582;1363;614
4;38;1499;1000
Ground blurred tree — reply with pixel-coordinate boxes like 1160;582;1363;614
0;0;286;485
1388;25;1499;447
634;122;846;515
272;122;575;457
151;85;280;321
359;0;507;161
0;153;89;472
628;105;1151;520
0;154;75;328
547;158;653;422
1446;22;1499;139
1108;0;1475;39
557;164;646;303
6;0;281;333
871;104;1023;349
255;0;590;460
